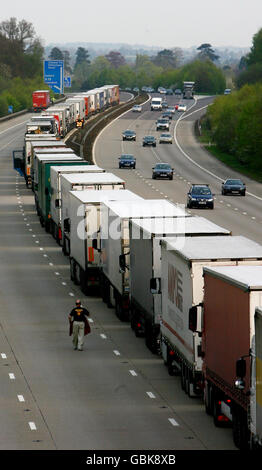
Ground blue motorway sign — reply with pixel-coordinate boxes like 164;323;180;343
64;76;71;88
43;60;64;94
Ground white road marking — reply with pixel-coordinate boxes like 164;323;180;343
168;418;179;427
129;370;137;376
9;373;15;380
113;350;121;356
62;282;67;286
100;334;107;339
29;422;37;431
49;262;53;266
146;392;156;399
69;292;74;297
89;318;94;323
55;272;60;276
1;353;7;359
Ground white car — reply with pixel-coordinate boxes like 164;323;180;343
132;104;142;112
177;104;187;112
159;133;173;144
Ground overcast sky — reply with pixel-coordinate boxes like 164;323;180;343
2;0;262;49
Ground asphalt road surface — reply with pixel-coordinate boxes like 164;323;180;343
0;97;241;451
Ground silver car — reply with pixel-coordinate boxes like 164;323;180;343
159;132;172;144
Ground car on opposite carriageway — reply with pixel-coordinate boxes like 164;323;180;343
143;135;156;147
118;154;136;169
122;129;136;141
159;133;172;144
152;163;174;180
221;179;246;195
187;184;214;209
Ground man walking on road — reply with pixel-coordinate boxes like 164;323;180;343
68;300;90;351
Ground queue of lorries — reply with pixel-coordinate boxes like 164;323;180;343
13;86;262;451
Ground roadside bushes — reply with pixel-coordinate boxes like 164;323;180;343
0;77;52;116
206;84;262;171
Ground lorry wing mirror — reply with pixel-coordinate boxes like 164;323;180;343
64;218;70;233
150;277;161;294
189;306;197;332
236;357;246;378
55;199;60;208
119;254;126;273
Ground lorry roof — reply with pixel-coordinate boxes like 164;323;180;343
51;165;104;173
31;142;65;147
61;173;125;184
203;265;262;291
69;189;141;203
27;121;52;126
104;199;188;218
131;216;231;236
35;155;81;162
34;148;74;153
162;235;262;260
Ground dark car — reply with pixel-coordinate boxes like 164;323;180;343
162;101;168;109
174;89;182;95
166;89;173;95
221;178;246;196
143;135;156;147
152;163;173;180
161;111;173;120
187;184;214;209
122;129;136;141
119;154;136;169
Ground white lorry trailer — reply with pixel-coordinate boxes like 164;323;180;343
160;235;262;397
60;172;126;255
99;200;188;321
69;190;141;295
50;164;105;243
129;216;231;352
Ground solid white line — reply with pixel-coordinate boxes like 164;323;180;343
29;422;37;430
17;395;25;402
146;392;156;399
129;370;137;376
174;106;262;202
168;418;179;427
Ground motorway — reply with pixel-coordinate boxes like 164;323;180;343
0;93;253;450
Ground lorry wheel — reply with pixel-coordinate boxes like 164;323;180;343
232;405;249;449
180;363;186;391
75;264;81;285
70;258;76;282
204;382;213;415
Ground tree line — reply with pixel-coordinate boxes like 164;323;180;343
47;42;225;94
0;17;49;116
203;27;262;177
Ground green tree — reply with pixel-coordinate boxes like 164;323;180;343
74;47;90;70
49;47;64;60
152;49;177;69
247;28;262;66
197;43;220;62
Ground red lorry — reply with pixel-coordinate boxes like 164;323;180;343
196;265;262;449
32;90;51;112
